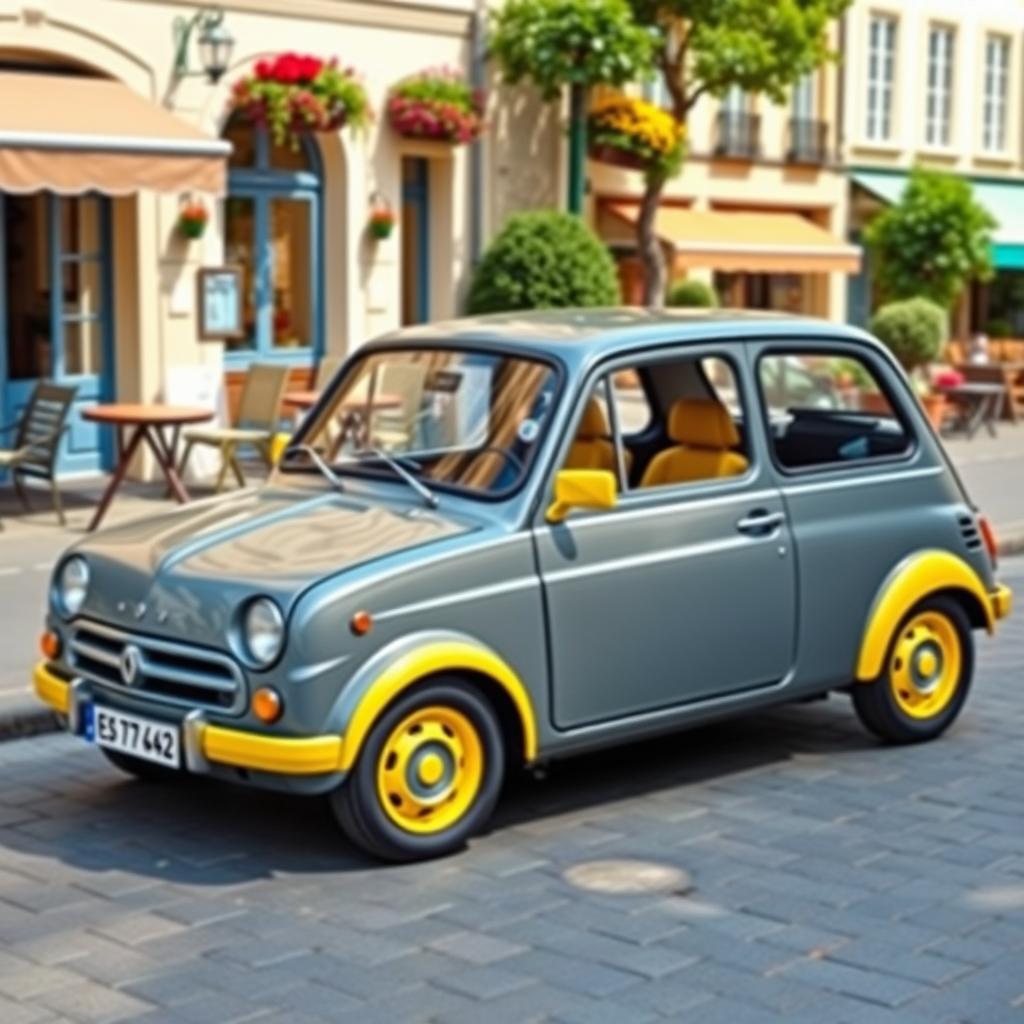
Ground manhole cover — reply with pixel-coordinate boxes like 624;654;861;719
563;859;691;895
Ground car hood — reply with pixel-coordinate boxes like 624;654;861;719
69;486;472;637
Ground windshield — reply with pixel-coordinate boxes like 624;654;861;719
286;347;560;498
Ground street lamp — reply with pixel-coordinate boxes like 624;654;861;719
173;7;235;84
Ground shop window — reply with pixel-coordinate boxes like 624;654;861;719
758;351;912;470
222;119;322;362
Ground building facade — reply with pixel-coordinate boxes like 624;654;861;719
0;0;561;476
839;0;1024;333
587;27;859;322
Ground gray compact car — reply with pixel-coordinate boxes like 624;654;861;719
35;310;1012;860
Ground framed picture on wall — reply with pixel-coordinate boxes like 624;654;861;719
197;266;245;341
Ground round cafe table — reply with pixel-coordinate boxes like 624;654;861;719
83;404;214;532
283;390;403;449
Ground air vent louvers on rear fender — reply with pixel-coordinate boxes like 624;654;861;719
958;513;983;551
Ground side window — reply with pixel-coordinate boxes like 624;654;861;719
563;352;750;492
758;350;913;470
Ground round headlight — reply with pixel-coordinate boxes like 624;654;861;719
243;598;285;667
58;557;90;617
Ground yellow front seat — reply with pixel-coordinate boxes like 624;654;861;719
565;399;632;476
640;398;748;488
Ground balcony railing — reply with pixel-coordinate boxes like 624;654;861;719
714;111;761;160
786;118;829;165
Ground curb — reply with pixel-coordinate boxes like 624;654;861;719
1;537;1022;746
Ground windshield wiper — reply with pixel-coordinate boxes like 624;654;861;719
350;447;438;509
280;444;345;493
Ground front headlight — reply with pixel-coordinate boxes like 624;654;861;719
57;557;90;617
242;598;285;667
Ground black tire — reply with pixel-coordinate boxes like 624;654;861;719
101;748;182;782
852;595;974;744
329;680;505;862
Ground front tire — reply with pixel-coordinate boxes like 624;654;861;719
852;595;974;744
330;680;505;861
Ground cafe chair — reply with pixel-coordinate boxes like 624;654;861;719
370;362;427;449
0;382;77;528
177;363;289;492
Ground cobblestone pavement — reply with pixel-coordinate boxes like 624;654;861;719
0;562;1022;1023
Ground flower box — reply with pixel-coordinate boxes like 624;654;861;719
587;94;685;180
387;68;485;145
588;142;650;172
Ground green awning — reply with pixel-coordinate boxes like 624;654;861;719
851;170;1024;271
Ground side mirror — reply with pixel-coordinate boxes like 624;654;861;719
545;469;617;524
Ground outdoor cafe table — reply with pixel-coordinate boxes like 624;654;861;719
936;383;1006;441
82;404;214;532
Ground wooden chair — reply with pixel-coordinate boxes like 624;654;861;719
177;364;289;492
0;382;76;527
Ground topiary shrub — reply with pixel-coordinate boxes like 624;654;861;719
466;211;620;314
869;297;948;372
666;278;718;308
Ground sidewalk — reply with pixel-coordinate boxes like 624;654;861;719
1;428;1023;737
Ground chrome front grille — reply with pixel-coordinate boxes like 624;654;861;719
68;620;245;713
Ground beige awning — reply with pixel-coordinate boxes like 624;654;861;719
604;204;862;274
0;72;229;195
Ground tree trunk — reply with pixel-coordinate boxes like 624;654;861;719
639;175;668;306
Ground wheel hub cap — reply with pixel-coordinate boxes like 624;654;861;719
890;612;961;719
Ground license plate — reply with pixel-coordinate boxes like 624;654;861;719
83;704;181;769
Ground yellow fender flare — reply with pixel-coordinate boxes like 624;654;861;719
855;550;993;682
338;641;538;771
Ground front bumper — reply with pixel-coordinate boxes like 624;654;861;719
991;584;1013;622
33;663;344;777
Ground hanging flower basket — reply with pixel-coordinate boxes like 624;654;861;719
178;200;209;240
229;53;370;149
588;94;685;180
368;203;396;240
387;67;485;145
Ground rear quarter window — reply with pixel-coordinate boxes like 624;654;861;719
758;350;914;471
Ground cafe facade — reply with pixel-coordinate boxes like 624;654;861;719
0;0;557;476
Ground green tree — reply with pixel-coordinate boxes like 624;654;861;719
628;0;849;304
466;211;619;313
489;0;654;214
864;168;995;309
869;298;948;372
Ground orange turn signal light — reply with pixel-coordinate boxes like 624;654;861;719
351;610;373;636
40;631;61;660
978;514;999;567
252;687;283;724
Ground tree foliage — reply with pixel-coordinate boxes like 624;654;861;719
864;168;995;309
869;298;948;371
489;0;654;98
466;211;620;314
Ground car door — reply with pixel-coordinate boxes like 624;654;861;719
533;344;798;729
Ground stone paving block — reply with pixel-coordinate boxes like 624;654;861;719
432;962;538;1000
781;956;929;1008
427;928;529;964
500;948;644;997
34;979;154;1023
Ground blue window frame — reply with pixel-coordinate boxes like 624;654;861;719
223;122;324;368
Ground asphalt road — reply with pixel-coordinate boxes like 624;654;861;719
0;561;1021;1022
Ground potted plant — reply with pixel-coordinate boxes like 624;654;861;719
869;297;949;429
587;93;684;179
229;53;370;148
178;200;209;240
387;67;485;144
368;202;396;240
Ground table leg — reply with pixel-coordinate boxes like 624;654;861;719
143;426;191;505
984;394;999;439
87;426;146;532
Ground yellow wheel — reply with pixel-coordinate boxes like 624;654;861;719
331;681;505;861
853;596;974;744
376;705;485;835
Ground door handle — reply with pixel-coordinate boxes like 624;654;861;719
736;509;786;535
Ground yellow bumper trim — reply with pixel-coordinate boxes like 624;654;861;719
33;662;70;714
202;725;343;776
991;583;1013;621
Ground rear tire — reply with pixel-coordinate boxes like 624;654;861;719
852;596;974;744
330;680;505;862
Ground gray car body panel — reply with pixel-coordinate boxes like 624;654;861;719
43;309;998;788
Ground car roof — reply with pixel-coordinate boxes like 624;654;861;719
370;308;879;367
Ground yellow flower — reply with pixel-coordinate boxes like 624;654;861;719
589;93;684;156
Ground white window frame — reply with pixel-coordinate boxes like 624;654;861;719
925;24;955;148
982;34;1010;154
865;14;897;142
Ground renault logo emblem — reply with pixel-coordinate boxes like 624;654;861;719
120;645;143;686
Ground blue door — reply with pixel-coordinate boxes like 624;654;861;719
0;193;114;474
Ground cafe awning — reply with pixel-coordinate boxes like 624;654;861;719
852;169;1024;271
0;72;230;195
604;204;862;274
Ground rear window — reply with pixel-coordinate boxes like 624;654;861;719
758;351;913;470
